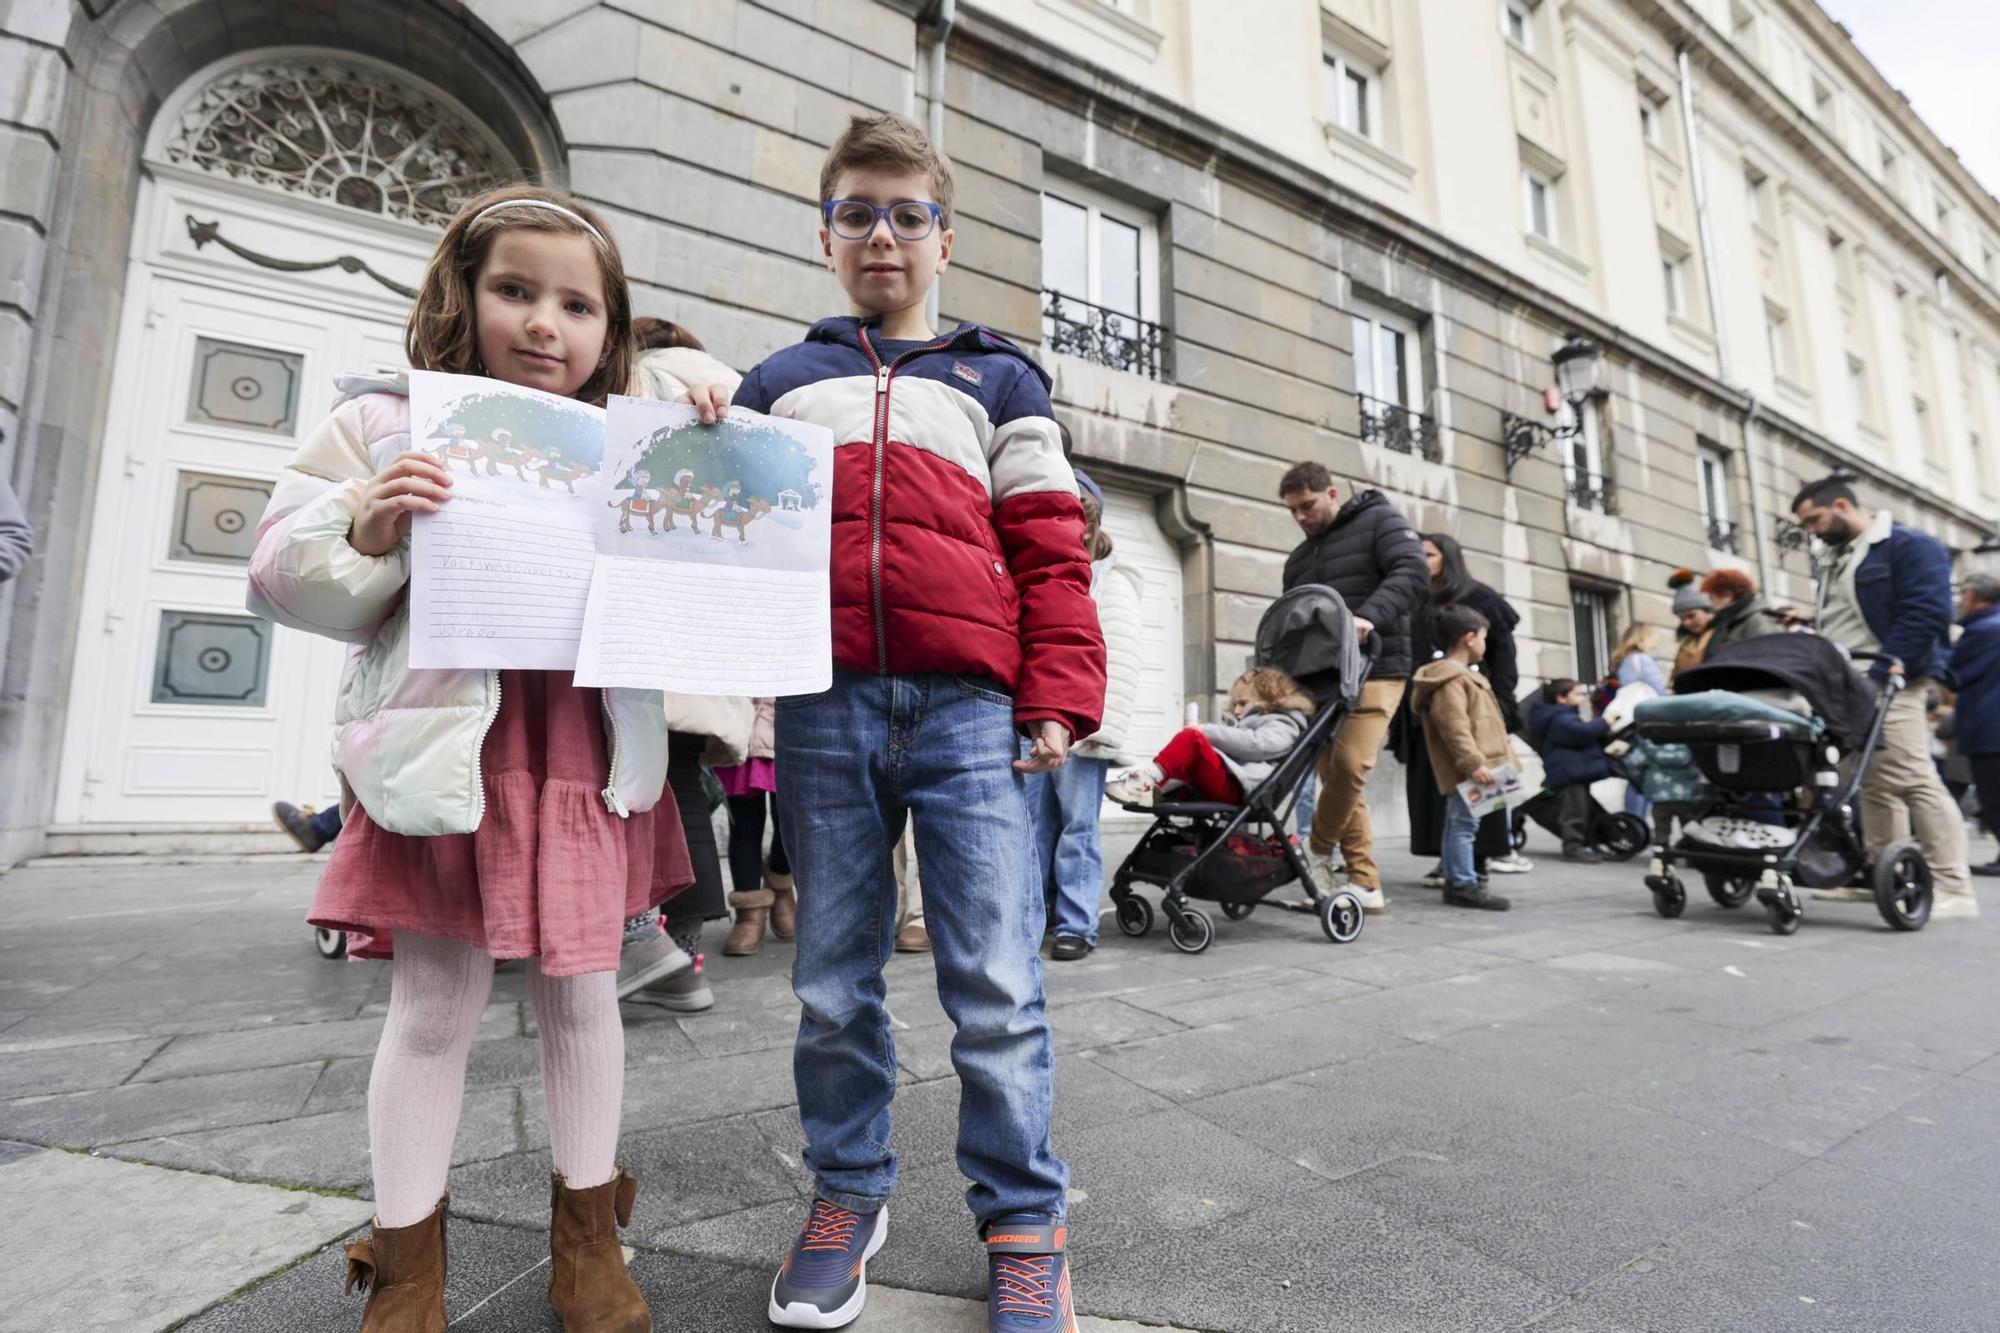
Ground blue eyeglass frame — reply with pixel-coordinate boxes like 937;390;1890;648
822;198;944;241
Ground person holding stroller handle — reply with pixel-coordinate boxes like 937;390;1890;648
1791;475;1977;919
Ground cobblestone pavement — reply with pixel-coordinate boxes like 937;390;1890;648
3;830;1996;1332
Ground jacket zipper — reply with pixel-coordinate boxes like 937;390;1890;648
471;670;501;826
858;326;952;676
599;688;629;816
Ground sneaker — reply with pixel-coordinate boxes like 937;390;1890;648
633;952;713;1012
1561;842;1602;864
615;921;693;1000
1349;883;1387;914
1049;935;1093;961
1488;851;1533;874
769;1199;888;1328
271;801;328;853
1929;892;1982;921
1444;881;1512;911
1972;860;2000;878
1421;864;1446;889
1103;768;1158;806
984;1214;1078;1333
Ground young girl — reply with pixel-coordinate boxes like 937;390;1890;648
248;186;680;1333
1105;668;1316;807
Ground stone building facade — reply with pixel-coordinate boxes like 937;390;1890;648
1;0;1994;864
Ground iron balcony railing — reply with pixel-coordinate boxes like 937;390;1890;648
1705;517;1740;553
1567;472;1615;513
1356;393;1442;462
1041;289;1170;381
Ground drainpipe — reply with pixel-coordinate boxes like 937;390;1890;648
1679;42;1772;589
924;0;956;332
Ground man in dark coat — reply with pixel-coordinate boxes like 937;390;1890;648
1950;572;2000;875
1279;461;1429;912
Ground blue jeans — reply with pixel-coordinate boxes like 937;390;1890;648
1294;768;1318;841
1441;790;1479;887
775;671;1066;1225
310;804;343;843
1025;753;1111;944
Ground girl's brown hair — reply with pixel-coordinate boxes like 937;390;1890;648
1609;621;1657;664
1228;667;1316;717
405;185;635;406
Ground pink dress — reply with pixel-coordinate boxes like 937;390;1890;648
310;672;692;976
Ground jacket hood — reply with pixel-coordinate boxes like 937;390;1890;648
803;316;1052;392
1411;657;1486;706
1960;601;2000;629
334;369;409;405
1325;488;1388;532
1525;697;1575;749
1257;686;1317;718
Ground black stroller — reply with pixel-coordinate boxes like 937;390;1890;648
1632;633;1932;935
1107;584;1376;955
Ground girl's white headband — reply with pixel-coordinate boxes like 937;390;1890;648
466;199;606;246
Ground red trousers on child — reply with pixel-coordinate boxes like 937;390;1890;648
1155;728;1245;803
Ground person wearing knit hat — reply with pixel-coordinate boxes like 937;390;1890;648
1668;569;1715;681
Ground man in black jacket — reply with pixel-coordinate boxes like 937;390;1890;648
1279;461;1429;911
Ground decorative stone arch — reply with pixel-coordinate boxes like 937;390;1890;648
0;0;565;863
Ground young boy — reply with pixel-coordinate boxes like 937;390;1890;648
689;113;1103;1332
1523;678;1614;862
1409;604;1514;910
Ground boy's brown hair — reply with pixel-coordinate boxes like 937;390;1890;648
819;113;956;228
406;184;635;406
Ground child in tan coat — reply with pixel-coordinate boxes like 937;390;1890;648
1409;604;1514;910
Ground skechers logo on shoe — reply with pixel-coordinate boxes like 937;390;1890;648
986;1233;1044;1245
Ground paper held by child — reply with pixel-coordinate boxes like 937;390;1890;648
406;374;834;694
574;396;834;695
1458;764;1532;820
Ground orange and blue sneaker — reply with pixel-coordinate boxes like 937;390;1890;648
984;1214;1079;1332
767;1198;887;1329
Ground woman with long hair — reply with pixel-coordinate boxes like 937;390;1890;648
1394;533;1525;886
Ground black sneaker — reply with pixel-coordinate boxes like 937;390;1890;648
1444;881;1512;911
271;801;327;853
1561;842;1602;863
1049;935;1093;961
769;1198;887;1328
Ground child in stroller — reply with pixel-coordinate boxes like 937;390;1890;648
1514;679;1650;863
1631;632;1934;934
1104;668;1315;808
1105;584;1375;955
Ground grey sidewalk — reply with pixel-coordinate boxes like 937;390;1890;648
3;834;1998;1332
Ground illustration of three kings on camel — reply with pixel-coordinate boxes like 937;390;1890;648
606;415;819;546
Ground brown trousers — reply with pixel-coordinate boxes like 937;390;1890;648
1309;678;1408;889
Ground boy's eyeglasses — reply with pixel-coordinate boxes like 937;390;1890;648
823;199;944;242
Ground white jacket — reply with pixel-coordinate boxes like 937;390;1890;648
245;374;669;835
1075;554;1144;762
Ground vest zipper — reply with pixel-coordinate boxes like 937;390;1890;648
599;689;629;816
471;670;501;826
858;326;953;677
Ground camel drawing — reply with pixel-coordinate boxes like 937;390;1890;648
711;495;771;542
608;469;660;533
529;445;593;495
661;482;719;534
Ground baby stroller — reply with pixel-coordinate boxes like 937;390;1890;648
1631;633;1931;935
1107;584;1376;954
1511;787;1650;861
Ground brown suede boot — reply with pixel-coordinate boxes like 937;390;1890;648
548;1171;650;1333
723;886;774;956
344;1196;448;1333
766;867;797;941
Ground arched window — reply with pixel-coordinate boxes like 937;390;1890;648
157;52;514;228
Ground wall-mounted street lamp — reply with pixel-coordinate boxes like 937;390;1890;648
1500;333;1602;479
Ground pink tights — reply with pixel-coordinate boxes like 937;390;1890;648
368;932;623;1227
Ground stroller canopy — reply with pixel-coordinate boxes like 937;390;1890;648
1672;632;1876;751
1255;584;1364;705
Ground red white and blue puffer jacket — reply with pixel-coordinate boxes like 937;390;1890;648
733;317;1106;742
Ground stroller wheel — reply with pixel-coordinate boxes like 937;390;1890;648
1320;891;1364;944
1871;840;1932;931
1115;894;1154;938
1509;812;1530;852
1167;908;1214;955
314;927;348;960
1221;900;1256;922
1601;814;1649;862
1651;875;1686;919
1765;893;1804;935
1702;871;1756;909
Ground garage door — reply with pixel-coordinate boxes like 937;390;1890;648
1097;486;1184;763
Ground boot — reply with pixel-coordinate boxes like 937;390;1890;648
723;886;774;956
547;1171;650;1333
766;866;797;941
344;1196;448;1333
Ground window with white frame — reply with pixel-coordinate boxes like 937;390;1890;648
1322;46;1382;144
1638;99;1663;147
1809;71;1835;124
1501;0;1532;48
1697;444;1734;549
1523;166;1557;243
1570;586;1613;685
1764;303;1791;380
1662;254;1688;317
1040;181;1164;378
1848;354;1874;429
1350;304;1423;409
1744;166;1775;234
1878;138;1901;191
